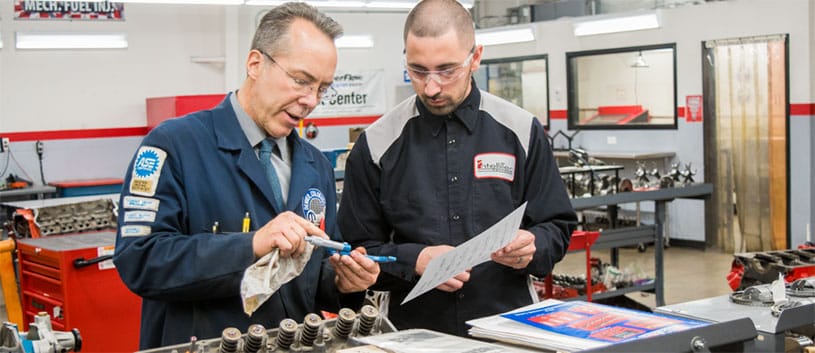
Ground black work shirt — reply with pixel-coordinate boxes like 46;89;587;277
338;81;577;336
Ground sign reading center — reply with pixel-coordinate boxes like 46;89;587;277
310;69;385;118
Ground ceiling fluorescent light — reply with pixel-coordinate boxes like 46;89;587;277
335;34;374;48
306;1;366;7
16;32;128;49
574;13;659;37
475;27;535;46
365;1;416;9
246;0;471;9
117;0;243;4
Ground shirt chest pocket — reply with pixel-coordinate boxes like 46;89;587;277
472;179;516;229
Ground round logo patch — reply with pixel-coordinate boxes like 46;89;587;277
134;148;162;178
302;188;326;226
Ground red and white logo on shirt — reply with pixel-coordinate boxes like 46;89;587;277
474;153;515;181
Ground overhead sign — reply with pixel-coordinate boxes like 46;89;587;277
310;69;386;118
14;1;124;20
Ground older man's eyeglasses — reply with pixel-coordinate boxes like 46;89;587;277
258;49;337;100
404;48;475;86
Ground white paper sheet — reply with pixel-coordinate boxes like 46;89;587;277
401;202;527;305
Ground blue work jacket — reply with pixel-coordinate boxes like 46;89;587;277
113;94;347;349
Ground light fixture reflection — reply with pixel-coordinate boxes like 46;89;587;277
475;27;535;46
574;13;660;37
16;32;128;49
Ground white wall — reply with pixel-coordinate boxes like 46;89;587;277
0;4;226;131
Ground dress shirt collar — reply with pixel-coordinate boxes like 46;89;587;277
419;79;481;137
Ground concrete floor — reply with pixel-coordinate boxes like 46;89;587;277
553;245;735;308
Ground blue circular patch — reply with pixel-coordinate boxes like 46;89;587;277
134;149;161;178
302;188;326;226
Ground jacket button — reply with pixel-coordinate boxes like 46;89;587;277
451;215;460;221
448;138;456;145
450;176;458;183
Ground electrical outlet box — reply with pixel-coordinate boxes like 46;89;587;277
1;137;9;152
36;141;44;155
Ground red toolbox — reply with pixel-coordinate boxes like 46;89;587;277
16;231;141;352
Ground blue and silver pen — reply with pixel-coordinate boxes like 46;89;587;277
304;236;397;263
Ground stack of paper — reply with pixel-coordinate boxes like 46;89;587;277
352;328;535;353
467;299;709;352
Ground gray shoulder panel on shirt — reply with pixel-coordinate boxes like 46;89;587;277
478;90;534;156
365;95;419;166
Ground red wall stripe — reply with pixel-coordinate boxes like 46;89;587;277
790;103;815;116
550;110;567;120
1;127;148;142
2;104;813;142
303;115;380;126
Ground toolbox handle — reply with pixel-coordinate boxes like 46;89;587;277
73;255;113;269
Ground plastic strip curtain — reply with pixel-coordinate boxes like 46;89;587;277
710;34;787;251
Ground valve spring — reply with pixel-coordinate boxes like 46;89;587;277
244;324;265;353
275;319;297;350
219;327;242;353
299;313;323;347
357;305;378;336
332;308;357;339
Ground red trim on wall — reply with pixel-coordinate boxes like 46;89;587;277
1;127;148;142
550;110;567;120
790;103;815;116
4;103;814;142
304;115;381;126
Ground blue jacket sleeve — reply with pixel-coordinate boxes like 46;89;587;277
113;124;256;302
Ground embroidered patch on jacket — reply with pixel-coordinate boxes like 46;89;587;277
129;146;167;197
474;153;516;181
123;210;157;223
302;188;327;226
120;225;152;237
122;195;160;211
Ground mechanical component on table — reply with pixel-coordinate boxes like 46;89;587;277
331;308;356;340
729;285;776;306
0;312;82;353
274;319;297;350
770;300;804;317
219;327;241;353
788;277;815;298
298;313;322;348
136;306;396;353
569;148;590;167
728;248;815;290
244;325;265;353
680;162;697;185
668;163;682;183
12;198;116;238
634;161;650;188
356;305;378;337
659;176;675;189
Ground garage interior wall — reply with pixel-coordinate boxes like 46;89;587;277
0;0;812;248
